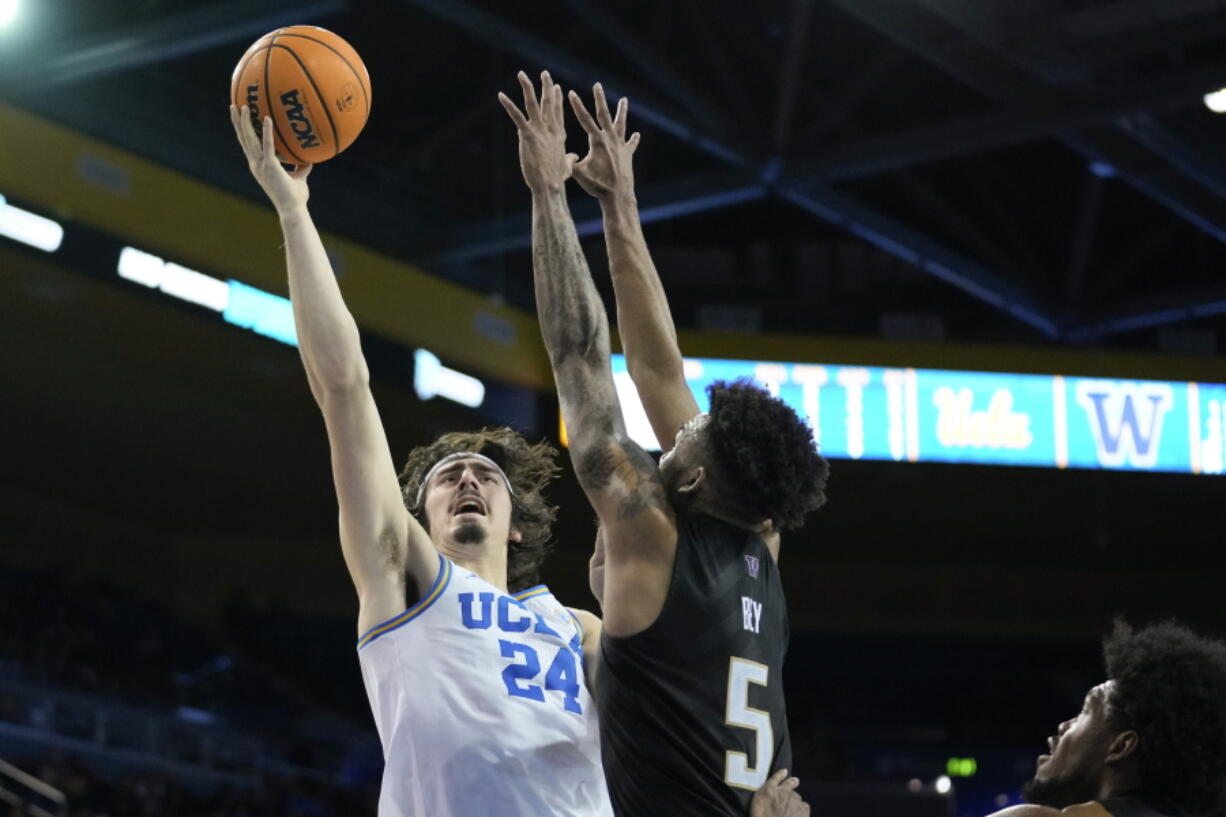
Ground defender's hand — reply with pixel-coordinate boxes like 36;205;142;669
499;70;576;194
568;83;640;202
230;104;311;214
750;769;810;817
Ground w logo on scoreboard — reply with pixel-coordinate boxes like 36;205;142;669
1074;380;1175;469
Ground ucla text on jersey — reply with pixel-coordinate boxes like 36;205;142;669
458;586;586;714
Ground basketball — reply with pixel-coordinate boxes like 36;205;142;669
230;26;371;165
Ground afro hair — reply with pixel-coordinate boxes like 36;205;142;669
1103;619;1226;816
399;428;560;592
705;379;829;530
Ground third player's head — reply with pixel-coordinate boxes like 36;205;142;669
400;428;560;592
658;379;829;532
1023;620;1226;815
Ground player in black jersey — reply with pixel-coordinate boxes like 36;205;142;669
986;620;1226;817
500;71;827;817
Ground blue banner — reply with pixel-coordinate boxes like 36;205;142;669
608;355;1226;475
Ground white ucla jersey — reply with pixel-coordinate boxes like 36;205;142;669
357;555;612;817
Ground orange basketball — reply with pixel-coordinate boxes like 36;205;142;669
230;26;371;165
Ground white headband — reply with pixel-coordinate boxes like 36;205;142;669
414;451;514;508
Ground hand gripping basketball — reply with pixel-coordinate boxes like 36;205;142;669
230;26;371;165
230;104;311;215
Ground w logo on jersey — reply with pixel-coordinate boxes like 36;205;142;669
744;555;760;578
1074;380;1174;469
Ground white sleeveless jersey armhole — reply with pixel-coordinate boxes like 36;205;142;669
357;555;612;817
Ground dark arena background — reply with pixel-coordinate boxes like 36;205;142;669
3;1;1226;815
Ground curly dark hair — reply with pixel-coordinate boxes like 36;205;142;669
398;428;560;593
705;379;829;530
1103;619;1226;816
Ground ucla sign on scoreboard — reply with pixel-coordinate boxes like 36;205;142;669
609;355;1226;475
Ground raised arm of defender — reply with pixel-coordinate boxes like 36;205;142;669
568;85;700;453
569;89;781;550
230;106;436;635
499;72;677;637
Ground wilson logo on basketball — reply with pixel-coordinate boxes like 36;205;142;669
280;89;322;149
245;84;262;135
336;83;357;113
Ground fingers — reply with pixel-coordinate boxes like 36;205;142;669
766;768;789;786
540;70;553;125
548;81;565;128
231;105;257;158
229;104;245;149
782;776;800;791
497;92;529;129
568;86;636;154
504;70;563;128
568;90;600;136
593;82;614;130
612;95;628;137
517;70;541;121
289;163;313;180
262;115;275;158
540;70;559;125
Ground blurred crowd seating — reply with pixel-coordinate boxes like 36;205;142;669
0;565;380;814
4;750;373;817
0;562;1114;817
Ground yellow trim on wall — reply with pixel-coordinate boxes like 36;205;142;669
3;101;1224;390
0;102;553;389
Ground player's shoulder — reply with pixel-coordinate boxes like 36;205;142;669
568;607;601;627
986;803;1111;817
567;608;603;641
1062;803;1113;817
509;581;552;602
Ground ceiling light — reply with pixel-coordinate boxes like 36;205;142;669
0;194;64;252
0;0;18;29
414;349;485;408
117;246;228;311
223;280;297;346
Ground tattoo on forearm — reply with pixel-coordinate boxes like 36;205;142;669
579;442;667;520
532;193;608;362
533;190;668;521
579;444;617;491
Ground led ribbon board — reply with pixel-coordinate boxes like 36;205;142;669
610;355;1226;475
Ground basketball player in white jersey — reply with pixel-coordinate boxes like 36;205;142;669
230;105;611;817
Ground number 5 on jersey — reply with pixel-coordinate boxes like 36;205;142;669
724;657;773;790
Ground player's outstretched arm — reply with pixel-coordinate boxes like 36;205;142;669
569;85;700;453
230;106;436;633
499;71;676;637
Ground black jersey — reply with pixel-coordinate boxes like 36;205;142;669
596;513;791;817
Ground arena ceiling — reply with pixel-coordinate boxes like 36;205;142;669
5;0;1226;353
2;2;1226;641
